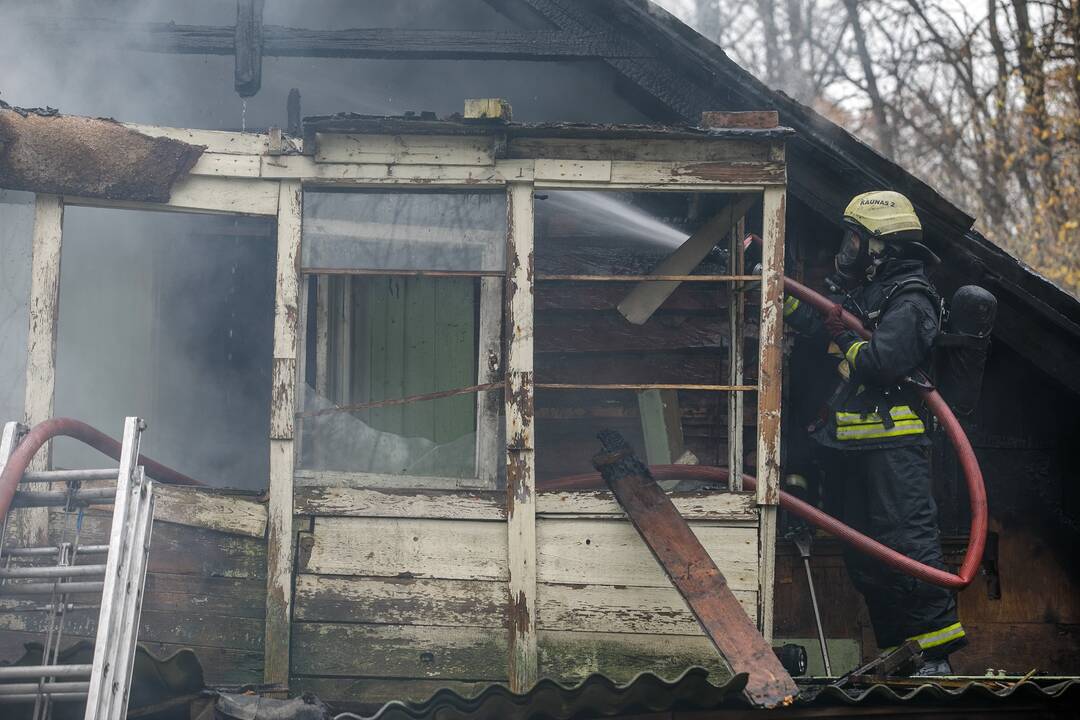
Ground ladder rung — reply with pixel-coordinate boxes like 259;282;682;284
0;581;105;595
20;469;118;483
0;564;106;579
2;545;110;557
11;489;117;508
0;692;88;703
0;664;92;680
0;681;90;695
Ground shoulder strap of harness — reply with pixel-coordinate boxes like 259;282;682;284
865;278;942;328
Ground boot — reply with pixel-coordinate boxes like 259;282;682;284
911;657;953;677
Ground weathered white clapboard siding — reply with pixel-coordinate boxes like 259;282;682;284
537;629;730;684
294;574;508;628
293;485;753;523
190;152;262;177
260;155;530;185
315;134;497;166
66;175;279;216
294;486;504;520
291;622;509;680
537;490;757;522
536;518;758;591
609;160;786;186
151;485;267;538
301;516;509;581
123;123;271;155
533;159;612;183
536;582;757;634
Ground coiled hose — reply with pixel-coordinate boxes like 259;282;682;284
0;417;202;523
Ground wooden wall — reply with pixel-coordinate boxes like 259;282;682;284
535;491;757;685
0;488;268;687
291;486;510;706
290;486;757;706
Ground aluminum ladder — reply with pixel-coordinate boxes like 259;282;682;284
0;417;155;720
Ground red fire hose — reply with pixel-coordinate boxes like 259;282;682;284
548;276;987;591
777;275;987;589
1;276;986;591
0;417;202;522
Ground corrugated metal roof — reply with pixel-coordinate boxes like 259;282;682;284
805;678;1080;706
336;668;749;720
329;670;1080;720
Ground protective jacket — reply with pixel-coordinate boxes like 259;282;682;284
784;259;940;450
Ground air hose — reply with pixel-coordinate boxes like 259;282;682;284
0;417;202;523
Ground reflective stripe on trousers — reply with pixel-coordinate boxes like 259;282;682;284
885;622;966;653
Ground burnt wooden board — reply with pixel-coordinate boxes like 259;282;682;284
591;431;796;708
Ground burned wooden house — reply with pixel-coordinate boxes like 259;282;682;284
0;0;1077;716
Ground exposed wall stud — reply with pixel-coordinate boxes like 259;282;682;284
756;186;786;640
17;194;63;547
265;180;300;688
505;182;537;691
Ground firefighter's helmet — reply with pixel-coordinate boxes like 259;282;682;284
843;191;923;239
836;192;941;281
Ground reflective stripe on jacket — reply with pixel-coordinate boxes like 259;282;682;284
834;405;926;441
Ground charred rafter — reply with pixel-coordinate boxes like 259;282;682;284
20;18;647;62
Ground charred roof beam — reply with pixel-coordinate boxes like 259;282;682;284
20;18;648;62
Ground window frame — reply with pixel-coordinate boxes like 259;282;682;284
293;186;509;491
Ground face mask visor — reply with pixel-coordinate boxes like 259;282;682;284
836;229;863;273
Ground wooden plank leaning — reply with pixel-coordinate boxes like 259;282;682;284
591;430;797;709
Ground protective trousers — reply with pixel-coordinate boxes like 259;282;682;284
823;445;965;658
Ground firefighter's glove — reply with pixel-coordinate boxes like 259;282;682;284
824;305;860;352
823;305;846;337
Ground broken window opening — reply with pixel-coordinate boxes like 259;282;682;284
533;190;762;490
52;206;276;491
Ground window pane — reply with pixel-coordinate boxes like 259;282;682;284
303;190;507;273
299;275;487;481
0;190;34;423
53;208;276;490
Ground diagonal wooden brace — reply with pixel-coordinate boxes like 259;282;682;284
592;430;797;709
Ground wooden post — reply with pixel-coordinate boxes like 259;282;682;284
756;187;786;641
265;180;299;689
727;213;746;489
505;181;537;691
17;194;63;547
474;277;504;489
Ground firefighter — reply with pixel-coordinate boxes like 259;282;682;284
783;190;966;675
